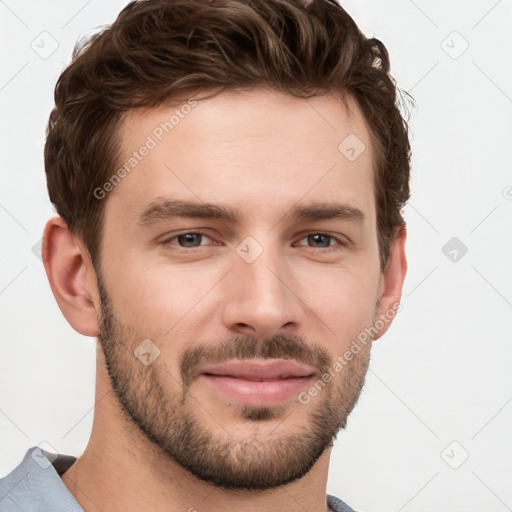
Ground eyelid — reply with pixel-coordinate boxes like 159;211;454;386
160;230;215;246
159;230;349;250
294;232;349;248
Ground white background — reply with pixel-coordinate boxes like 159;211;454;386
1;1;511;511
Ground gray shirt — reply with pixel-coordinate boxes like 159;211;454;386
0;446;356;512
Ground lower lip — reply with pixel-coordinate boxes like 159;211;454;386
199;374;314;407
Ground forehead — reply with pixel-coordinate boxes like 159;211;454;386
108;89;376;226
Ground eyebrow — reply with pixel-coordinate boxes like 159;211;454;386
290;203;366;223
137;199;366;226
137;199;239;226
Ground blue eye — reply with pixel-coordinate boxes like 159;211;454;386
160;231;346;252
306;233;333;248
297;233;345;249
177;233;203;247
163;232;212;248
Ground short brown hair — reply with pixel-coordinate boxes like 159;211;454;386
45;0;412;271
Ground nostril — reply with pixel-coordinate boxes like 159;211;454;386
233;323;256;333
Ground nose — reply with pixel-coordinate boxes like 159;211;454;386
219;244;302;340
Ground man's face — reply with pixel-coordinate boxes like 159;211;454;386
96;89;385;489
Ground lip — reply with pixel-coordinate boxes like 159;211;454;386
196;359;316;380
196;359;316;407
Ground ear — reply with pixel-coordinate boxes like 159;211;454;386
373;226;407;341
42;217;100;337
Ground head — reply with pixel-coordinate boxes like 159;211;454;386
43;0;410;491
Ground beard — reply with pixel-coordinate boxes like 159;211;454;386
96;271;372;491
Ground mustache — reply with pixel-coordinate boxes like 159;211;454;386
179;333;333;389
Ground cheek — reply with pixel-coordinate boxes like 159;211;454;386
296;264;378;346
105;256;223;339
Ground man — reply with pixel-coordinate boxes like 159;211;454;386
0;0;410;510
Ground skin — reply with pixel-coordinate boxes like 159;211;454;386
43;89;407;512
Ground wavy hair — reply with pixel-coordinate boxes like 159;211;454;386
45;0;412;271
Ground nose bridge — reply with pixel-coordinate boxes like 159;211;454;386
221;236;300;338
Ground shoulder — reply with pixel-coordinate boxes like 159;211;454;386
0;448;38;511
0;447;82;512
327;493;359;512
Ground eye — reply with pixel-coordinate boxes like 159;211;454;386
162;231;213;248
296;233;346;249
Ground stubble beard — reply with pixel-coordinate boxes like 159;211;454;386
96;273;372;491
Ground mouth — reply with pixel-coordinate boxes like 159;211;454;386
196;359;316;406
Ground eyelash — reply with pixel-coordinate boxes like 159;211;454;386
161;231;348;252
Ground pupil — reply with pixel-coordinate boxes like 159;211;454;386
180;233;200;247
309;234;329;248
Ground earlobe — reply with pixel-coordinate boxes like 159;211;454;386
374;226;407;341
42;217;100;337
